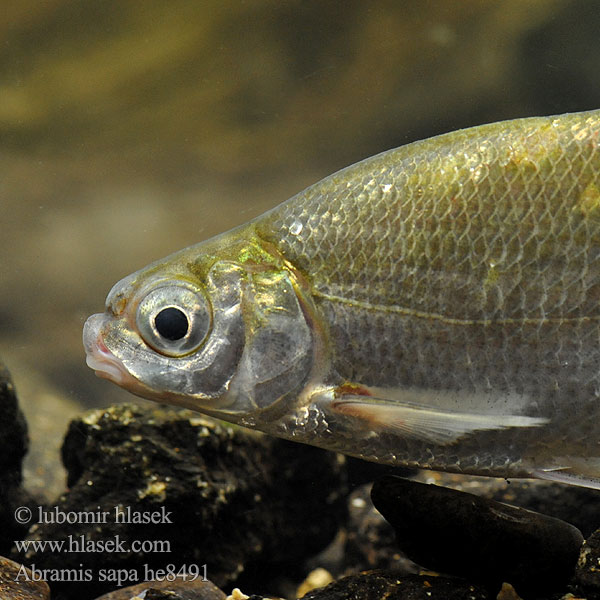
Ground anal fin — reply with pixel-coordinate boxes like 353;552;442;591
533;458;600;490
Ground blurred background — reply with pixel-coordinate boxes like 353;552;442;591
2;0;600;496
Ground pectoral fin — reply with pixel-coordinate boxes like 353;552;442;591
332;394;548;445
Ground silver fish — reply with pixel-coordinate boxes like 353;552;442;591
84;109;600;488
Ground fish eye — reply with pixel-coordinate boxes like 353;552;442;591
154;307;189;340
136;283;211;357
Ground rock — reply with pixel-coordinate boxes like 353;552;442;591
93;576;226;599
488;480;600;538
298;570;490;600
0;363;28;486
0;486;39;558
12;404;347;598
371;476;583;597
412;470;600;538
0;363;37;557
574;527;600;597
0;556;50;600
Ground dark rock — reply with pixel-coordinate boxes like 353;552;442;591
371;476;583;597
299;570;490;600
93;576;225;599
0;486;39;558
412;470;600;538
12;404;346;598
0;363;36;556
0;556;50;600
574;527;600;598
0;363;28;486
489;479;600;538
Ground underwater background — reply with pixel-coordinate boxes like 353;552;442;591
2;0;600;497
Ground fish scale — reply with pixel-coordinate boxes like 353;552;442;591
261;115;599;321
85;109;600;488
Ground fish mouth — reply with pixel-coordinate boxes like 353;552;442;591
83;313;138;387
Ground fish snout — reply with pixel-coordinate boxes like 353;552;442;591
83;313;133;386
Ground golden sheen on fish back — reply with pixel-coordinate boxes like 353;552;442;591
84;109;600;488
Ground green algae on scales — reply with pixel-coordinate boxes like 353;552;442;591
84;109;600;489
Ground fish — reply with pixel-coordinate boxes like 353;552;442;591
84;109;600;489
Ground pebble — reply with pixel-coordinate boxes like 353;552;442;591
298;570;489;600
495;582;523;600
223;588;284;600
93;576;226;599
0;556;50;600
296;568;334;598
371;475;583;597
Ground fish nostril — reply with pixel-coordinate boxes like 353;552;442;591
107;296;127;317
105;272;138;316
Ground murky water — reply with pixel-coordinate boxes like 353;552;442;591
2;0;600;496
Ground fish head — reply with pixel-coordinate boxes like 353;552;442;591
83;230;319;421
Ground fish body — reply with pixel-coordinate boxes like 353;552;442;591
85;109;600;488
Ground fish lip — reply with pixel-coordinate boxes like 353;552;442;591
83;313;136;387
